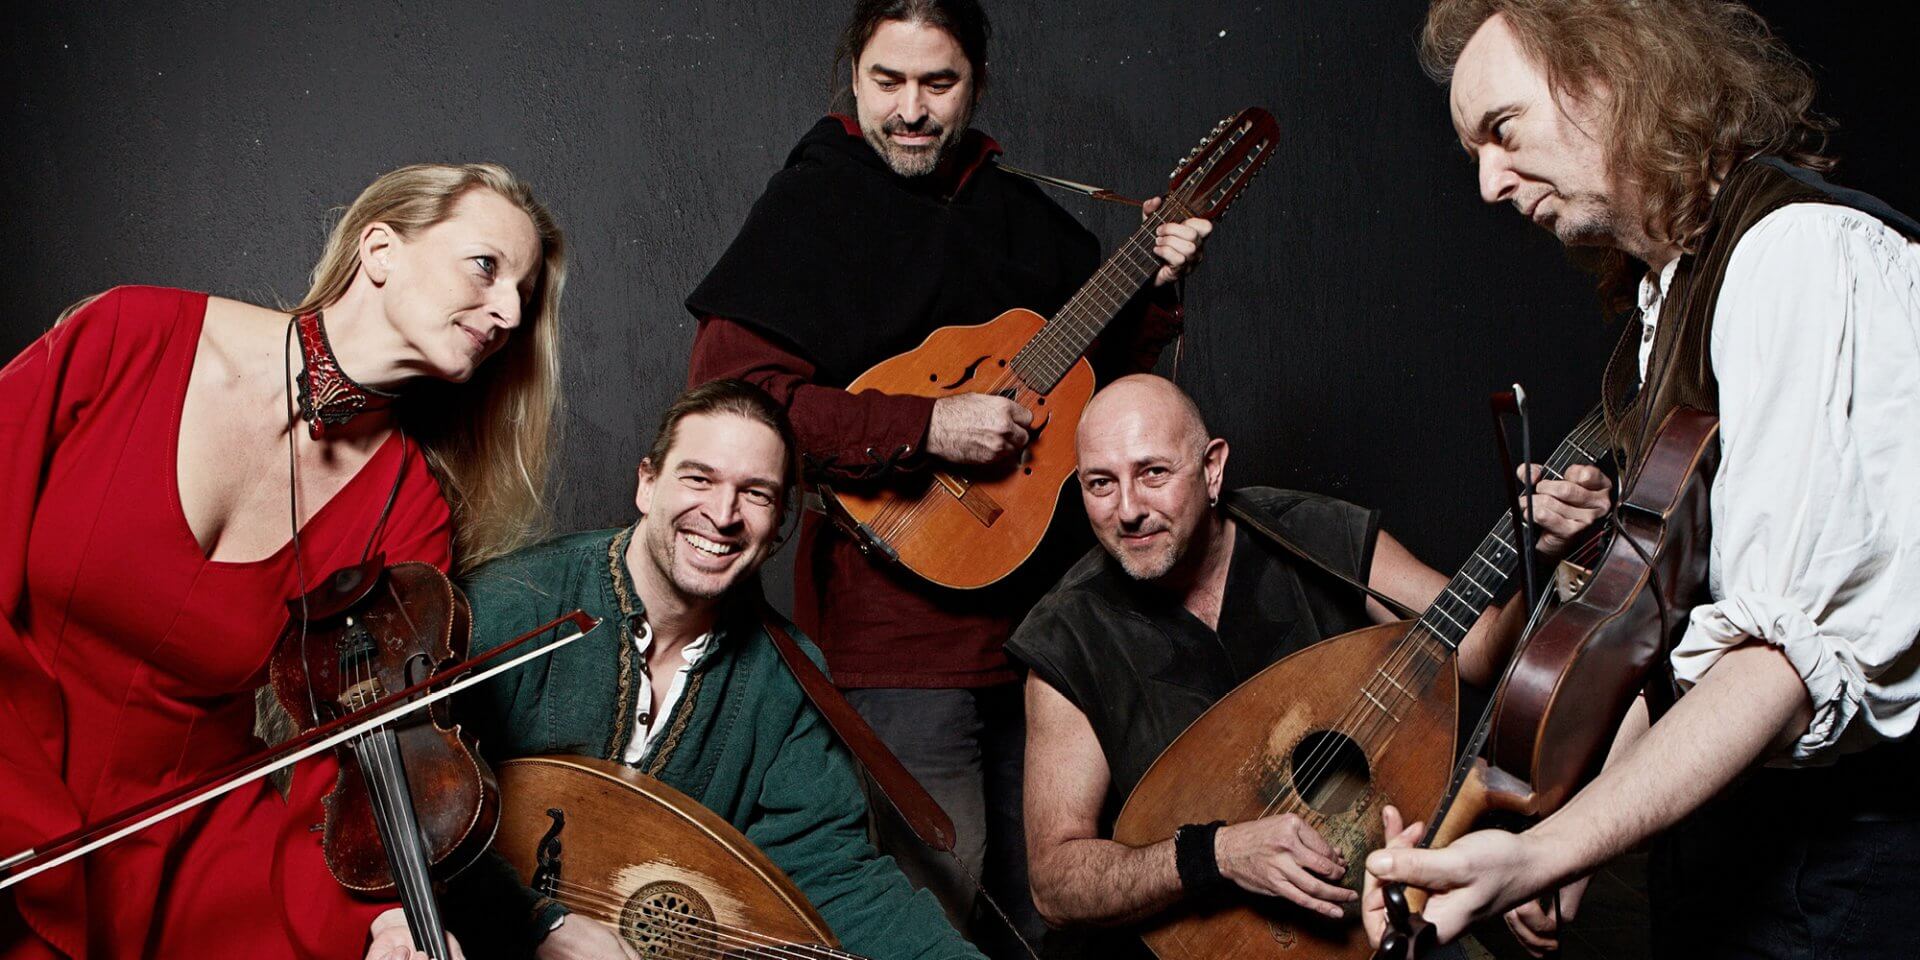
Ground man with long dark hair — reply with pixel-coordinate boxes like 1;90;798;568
1361;3;1920;958
685;1;1214;950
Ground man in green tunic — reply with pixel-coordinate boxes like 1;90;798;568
367;380;981;960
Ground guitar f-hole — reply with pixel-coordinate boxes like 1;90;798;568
938;355;993;390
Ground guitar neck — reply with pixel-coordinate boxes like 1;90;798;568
1010;200;1191;393
1403;407;1611;655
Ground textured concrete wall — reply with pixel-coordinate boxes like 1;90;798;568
3;1;1912;598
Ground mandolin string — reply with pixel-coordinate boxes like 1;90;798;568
1267;410;1608;824
1257;410;1610;826
868;198;1189;544
543;878;854;960
1265;410;1609;824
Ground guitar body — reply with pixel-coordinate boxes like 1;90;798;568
1115;621;1458;959
491;755;838;956
819;107;1280;589
838;308;1095;589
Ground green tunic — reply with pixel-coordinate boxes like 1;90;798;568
443;526;981;960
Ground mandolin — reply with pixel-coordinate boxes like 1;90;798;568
1112;406;1614;960
820;107;1278;589
492;754;862;960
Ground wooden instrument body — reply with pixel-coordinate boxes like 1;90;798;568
268;561;497;894
837;307;1095;589
1115;620;1458;959
1489;406;1719;815
492;755;839;955
1381;408;1720;957
826;107;1279;589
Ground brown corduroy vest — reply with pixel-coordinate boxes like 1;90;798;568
1600;157;1920;469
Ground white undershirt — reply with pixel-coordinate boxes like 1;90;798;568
620;618;718;764
1637;203;1920;763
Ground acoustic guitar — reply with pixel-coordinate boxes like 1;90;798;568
1113;406;1614;960
821;107;1279;589
491;754;859;959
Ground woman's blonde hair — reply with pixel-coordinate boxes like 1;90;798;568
1420;0;1833;298
293;162;567;571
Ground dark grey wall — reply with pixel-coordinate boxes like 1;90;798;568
4;2;1913;595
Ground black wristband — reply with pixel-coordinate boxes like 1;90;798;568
1174;820;1229;898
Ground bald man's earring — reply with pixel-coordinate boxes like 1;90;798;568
1209;495;1218;508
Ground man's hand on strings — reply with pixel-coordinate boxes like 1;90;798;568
1216;812;1358;918
1142;196;1214;287
1361;806;1554;949
1515;463;1611;559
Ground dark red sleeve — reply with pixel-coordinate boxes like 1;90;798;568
688;316;936;482
0;288;126;955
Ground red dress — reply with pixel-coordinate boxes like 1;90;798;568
0;286;452;958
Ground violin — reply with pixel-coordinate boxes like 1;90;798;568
1377;406;1720;958
269;558;498;958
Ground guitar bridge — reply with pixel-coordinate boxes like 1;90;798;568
932;472;1004;528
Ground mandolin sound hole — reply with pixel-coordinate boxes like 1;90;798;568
1288;730;1372;815
620;880;716;958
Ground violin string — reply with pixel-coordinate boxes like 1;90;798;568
543;878;851;960
1256;409;1610;825
351;646;442;953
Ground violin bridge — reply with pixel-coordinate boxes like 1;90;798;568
1553;560;1592;602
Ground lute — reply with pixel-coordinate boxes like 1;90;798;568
1113;406;1613;960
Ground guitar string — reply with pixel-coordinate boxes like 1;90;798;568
862;179;1201;542
864;198;1190;543
863;207;1178;542
1262;411;1606;825
1256;410;1608;828
543;878;856;960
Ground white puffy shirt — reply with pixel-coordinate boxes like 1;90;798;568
1637;202;1920;764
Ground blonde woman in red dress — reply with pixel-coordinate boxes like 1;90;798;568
0;163;566;959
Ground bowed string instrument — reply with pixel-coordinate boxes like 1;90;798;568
1376;405;1719;959
0;561;600;959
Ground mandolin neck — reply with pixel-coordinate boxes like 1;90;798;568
1010;200;1191;393
1379;408;1612;686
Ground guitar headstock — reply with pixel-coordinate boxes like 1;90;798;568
1165;107;1278;221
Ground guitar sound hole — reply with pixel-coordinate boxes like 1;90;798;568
1288;730;1372;815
